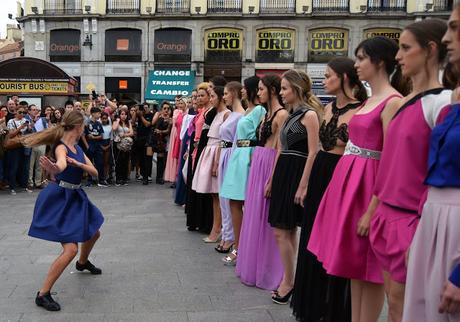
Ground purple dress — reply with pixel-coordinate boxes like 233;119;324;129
236;110;284;290
218;112;243;243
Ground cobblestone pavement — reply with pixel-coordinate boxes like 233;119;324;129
0;180;387;322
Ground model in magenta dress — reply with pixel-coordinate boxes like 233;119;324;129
308;95;399;283
370;88;451;283
236;109;284;290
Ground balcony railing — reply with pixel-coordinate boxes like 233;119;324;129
207;0;242;13
367;0;407;12
260;0;295;13
433;0;453;11
106;0;140;14
43;0;82;15
312;0;349;12
156;0;190;14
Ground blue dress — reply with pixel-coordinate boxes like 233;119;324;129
28;143;104;243
220;105;266;201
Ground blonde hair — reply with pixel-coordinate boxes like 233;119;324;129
282;69;323;118
23;110;84;147
197;82;209;91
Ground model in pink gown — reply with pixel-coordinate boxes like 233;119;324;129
308;95;399;283
164;109;182;183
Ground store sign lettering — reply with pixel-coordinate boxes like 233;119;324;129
156;42;188;53
206;29;242;51
0;81;68;93
309;28;349;63
257;30;294;51
310;32;346;51
364;28;401;42
50;43;80;53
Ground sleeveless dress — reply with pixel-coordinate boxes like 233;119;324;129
370;88;452;283
308;95;399;283
236;108;284;290
164;109;181;182
268;107;312;229
291;101;361;322
218;112;243;243
220;105;266;201
186;107;217;232
28;143;104;243
192;109;230;193
403;104;460;322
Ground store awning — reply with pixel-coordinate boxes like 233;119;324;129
144;69;195;102
0;57;77;95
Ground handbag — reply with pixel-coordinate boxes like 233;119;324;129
116;125;133;152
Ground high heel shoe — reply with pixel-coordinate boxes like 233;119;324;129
215;242;234;254
203;232;222;243
271;288;293;305
222;249;237;266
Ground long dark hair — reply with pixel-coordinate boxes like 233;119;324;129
260;74;283;109
355;36;410;95
327;57;368;102
243;76;260;106
213;86;225;106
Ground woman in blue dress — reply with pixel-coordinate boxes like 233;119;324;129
23;111;104;312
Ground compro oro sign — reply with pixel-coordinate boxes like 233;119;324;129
205;28;242;51
308;28;349;63
256;28;295;63
364;28;401;43
145;70;195;101
0;81;69;94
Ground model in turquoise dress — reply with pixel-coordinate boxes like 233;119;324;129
220;104;266;200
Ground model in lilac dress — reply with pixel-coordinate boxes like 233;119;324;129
236;109;284;290
217;112;243;249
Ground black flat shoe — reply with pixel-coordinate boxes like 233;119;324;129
35;291;61;311
271;289;293;305
76;260;102;275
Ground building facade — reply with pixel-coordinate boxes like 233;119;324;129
17;0;452;103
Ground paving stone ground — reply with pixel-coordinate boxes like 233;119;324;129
0;179;387;322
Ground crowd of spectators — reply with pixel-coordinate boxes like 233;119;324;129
0;93;176;195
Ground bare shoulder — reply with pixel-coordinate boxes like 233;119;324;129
381;96;404;120
302;109;320;126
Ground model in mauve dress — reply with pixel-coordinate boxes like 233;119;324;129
308;95;399;283
236;108;285;290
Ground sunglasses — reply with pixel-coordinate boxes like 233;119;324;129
17;111;25;114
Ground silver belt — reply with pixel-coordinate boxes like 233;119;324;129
344;140;381;160
58;180;82;189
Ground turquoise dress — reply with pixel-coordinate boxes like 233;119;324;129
220;105;266;201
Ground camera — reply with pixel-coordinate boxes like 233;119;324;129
91;90;98;100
